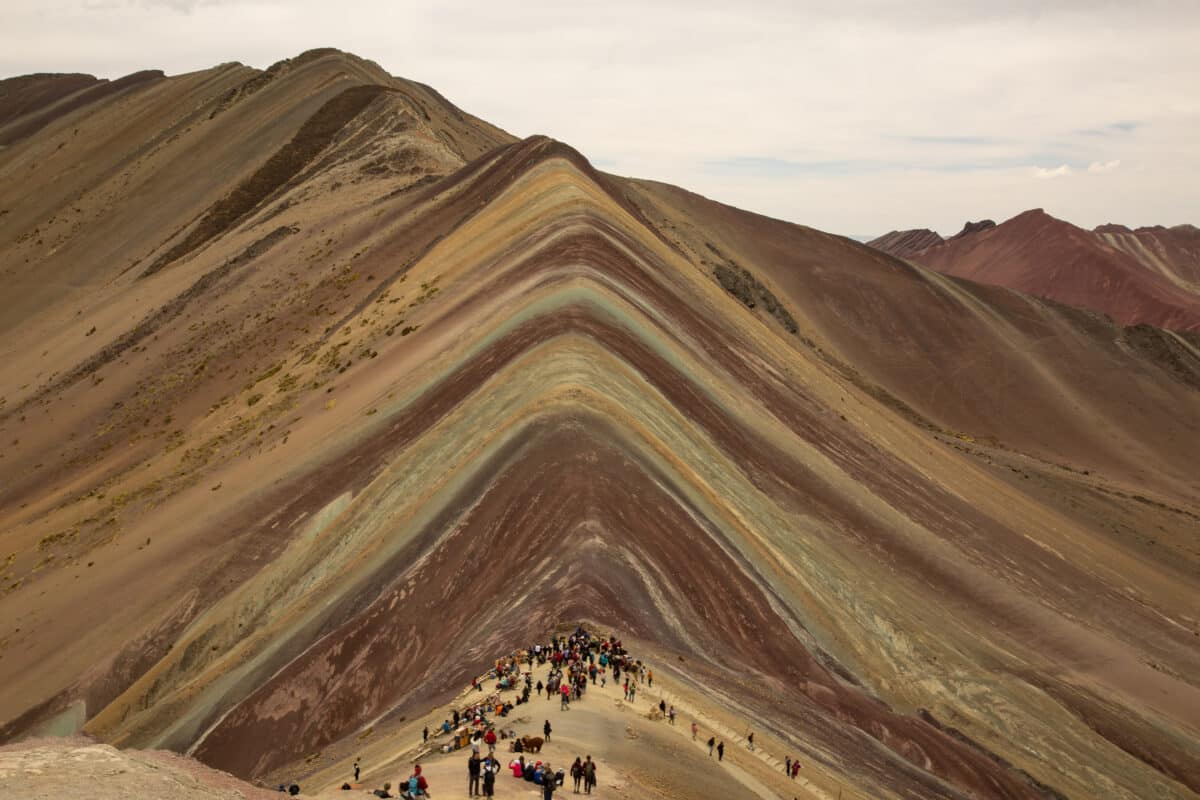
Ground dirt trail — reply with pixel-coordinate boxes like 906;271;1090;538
299;647;839;800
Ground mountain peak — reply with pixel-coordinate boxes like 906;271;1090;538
949;219;996;240
865;228;944;258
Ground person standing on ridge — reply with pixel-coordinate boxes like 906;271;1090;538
583;756;597;795
544;719;552;742
483;756;499;797
717;741;725;761
707;736;716;757
691;720;699;740
354;759;361;782
747;731;754;751
570;757;583;793
468;751;482;797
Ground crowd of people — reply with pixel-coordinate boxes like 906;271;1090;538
501;754;598;797
350;625;802;798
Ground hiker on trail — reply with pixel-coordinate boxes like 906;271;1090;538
707;736;716;757
747;732;754;751
791;759;801;780
541;763;557;800
406;764;430;798
544;719;553;741
570;757;583;793
453;709;461;727
647;669;653;687
468;751;482;797
717;741;725;761
623;680;629;700
691;721;698;740
484;727;497;753
422;726;428;742
583;756;596;795
629;684;636;702
785;756;791;776
668;706;676;725
482;756;498;797
354;760;361;781
658;699;666;717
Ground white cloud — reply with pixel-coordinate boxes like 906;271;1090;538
0;1;1197;235
1087;159;1121;173
1033;165;1073;179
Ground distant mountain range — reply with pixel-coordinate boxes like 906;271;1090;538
869;211;1200;330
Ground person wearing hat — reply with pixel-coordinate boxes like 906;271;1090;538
481;755;499;797
406;764;430;797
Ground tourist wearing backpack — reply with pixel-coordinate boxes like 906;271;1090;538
481;756;498;797
570;757;583;793
582;756;597;795
405;764;430;798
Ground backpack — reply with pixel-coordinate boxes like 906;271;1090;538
408;776;420;796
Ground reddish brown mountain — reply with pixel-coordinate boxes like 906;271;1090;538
866;227;943;259
871;209;1200;331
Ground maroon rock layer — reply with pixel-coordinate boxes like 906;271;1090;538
870;209;1200;330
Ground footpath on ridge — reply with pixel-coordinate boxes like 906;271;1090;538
292;626;848;800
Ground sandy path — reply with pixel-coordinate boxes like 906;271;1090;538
301;654;835;800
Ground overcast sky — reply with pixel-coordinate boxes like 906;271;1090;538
4;1;1198;237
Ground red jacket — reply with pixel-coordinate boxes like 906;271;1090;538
484;730;497;745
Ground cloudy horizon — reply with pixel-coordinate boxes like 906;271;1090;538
4;0;1197;239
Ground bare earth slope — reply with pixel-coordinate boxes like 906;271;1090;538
871;210;1200;331
866;228;944;259
1;50;1198;800
0;737;276;800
